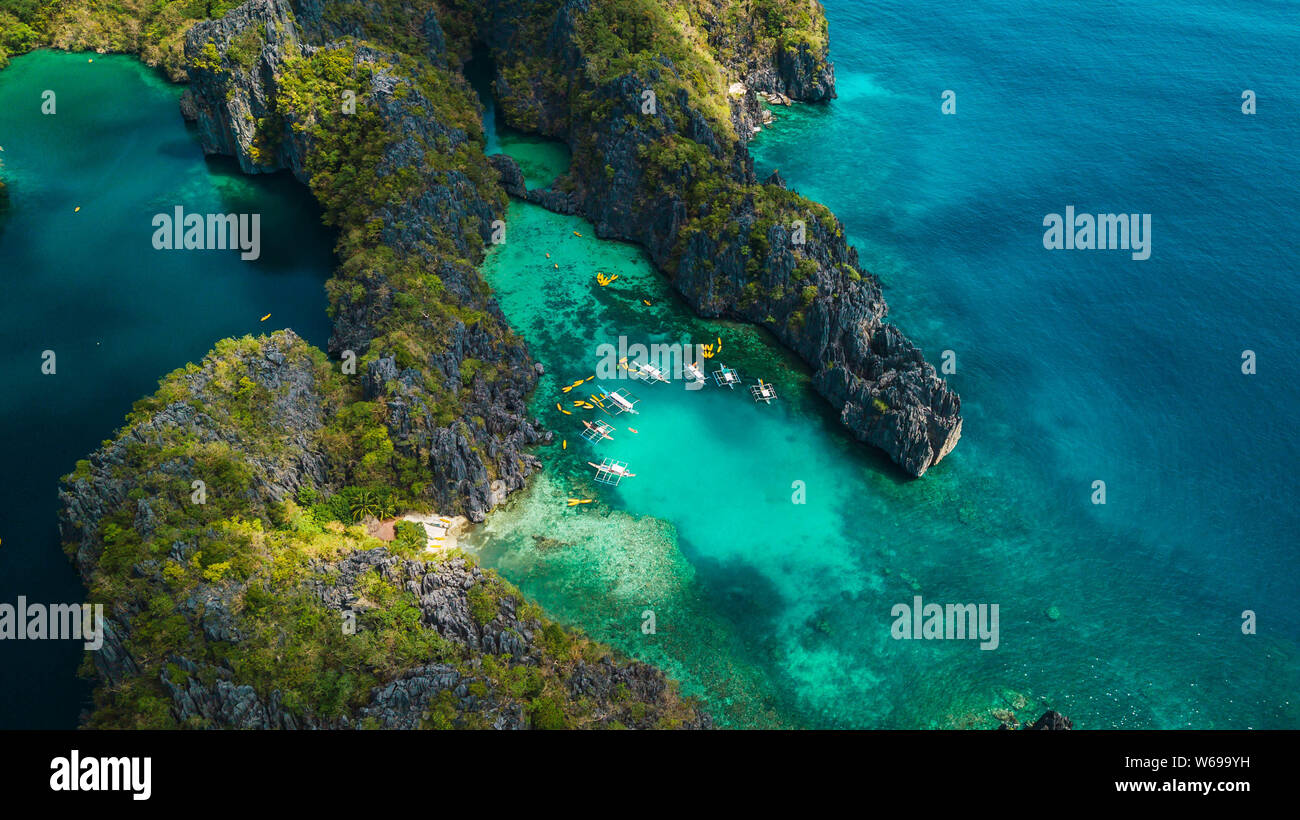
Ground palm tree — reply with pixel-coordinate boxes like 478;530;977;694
348;489;384;522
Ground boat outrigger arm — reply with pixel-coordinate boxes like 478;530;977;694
590;458;635;486
640;362;669;383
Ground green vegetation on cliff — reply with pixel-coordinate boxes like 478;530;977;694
694;0;828;57
482;0;842;306
0;0;546;509
9;0;839;730
0;0;239;76
259;40;531;490
571;0;734;137
67;332;702;729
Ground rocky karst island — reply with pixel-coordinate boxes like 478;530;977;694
2;0;1087;732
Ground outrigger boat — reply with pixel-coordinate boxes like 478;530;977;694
581;419;615;442
684;361;707;385
589;458;635;486
750;379;778;404
620;357;670;384
639;361;669;383
712;365;740;388
597;384;640;415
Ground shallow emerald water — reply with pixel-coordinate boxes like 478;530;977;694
495;131;570;190
0;50;334;727
474;201;1057;727
473;199;1299;729
471;53;570;191
3;16;1293;730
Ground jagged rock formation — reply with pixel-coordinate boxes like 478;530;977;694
177;0;957;491
1026;709;1074;730
181;0;546;520
60;331;708;729
691;0;837;101
59;332;332;577
155;551;704;729
470;0;962;475
175;0;956;478
65;0;956;495
997;709;1074;730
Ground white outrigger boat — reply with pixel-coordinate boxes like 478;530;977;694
597;385;640;415
640;362;669;383
712;364;740;388
684;361;707;385
581;419;615;442
620;357;670;384
589;458;635;486
750;379;778;404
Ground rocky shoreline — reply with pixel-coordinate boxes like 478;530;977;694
31;0;980;729
473;0;962;476
59;331;708;728
181;0;960;485
180;0;549;523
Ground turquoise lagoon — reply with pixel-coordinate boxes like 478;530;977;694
466;0;1300;728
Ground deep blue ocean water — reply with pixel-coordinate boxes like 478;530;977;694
748;0;1300;721
469;1;1300;728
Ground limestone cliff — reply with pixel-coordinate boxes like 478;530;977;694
470;0;961;476
59;331;708;729
178;0;957;487
182;0;546;520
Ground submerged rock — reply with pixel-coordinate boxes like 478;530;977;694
47;0;965;729
182;0;958;478
1027;710;1074;730
995;709;1074;731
